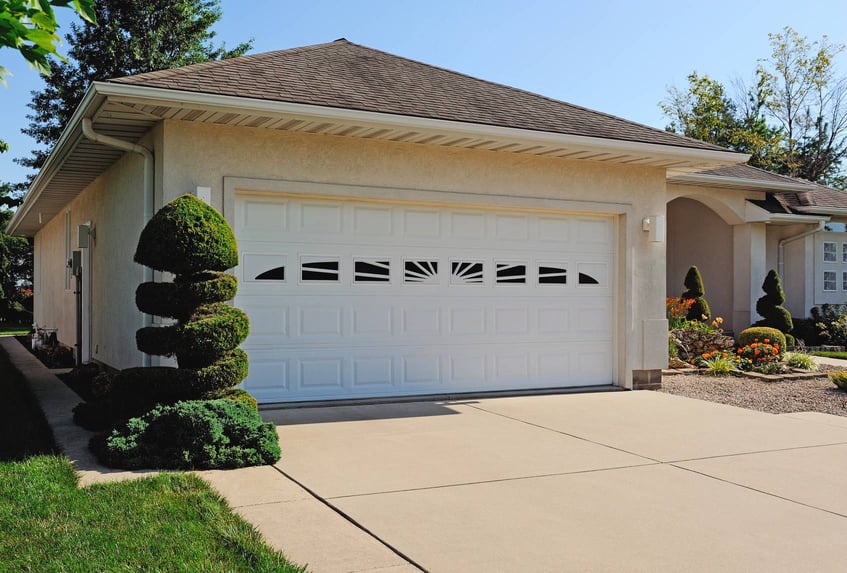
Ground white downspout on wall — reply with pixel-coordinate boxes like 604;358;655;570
777;220;826;278
80;118;155;367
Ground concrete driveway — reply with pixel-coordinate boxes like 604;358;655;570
256;391;847;572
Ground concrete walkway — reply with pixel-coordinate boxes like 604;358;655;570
6;335;847;572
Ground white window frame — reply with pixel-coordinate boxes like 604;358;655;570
824;270;837;291
842;271;847;291
842;243;847;264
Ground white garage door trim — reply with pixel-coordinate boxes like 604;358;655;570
225;178;626;403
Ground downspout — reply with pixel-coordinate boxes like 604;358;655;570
778;219;826;278
80;118;155;367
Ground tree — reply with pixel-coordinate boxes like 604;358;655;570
0;182;32;323
1;0;95;151
759;27;847;182
18;0;252;172
0;0;96;83
661;27;847;186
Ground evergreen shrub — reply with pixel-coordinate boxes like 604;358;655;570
681;266;710;321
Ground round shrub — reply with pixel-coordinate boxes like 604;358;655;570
681;266;710;321
135;273;237;320
830;371;847;391
134;195;238;275
91;400;281;470
737;326;786;353
173;303;250;367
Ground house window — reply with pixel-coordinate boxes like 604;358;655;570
843;271;847;291
64;211;72;291
824;242;837;262
824;271;837;291
843;243;847;264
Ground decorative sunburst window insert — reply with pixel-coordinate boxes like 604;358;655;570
495;262;526;284
450;261;484;285
538;263;567;285
354;259;390;283
404;260;439;284
301;256;340;282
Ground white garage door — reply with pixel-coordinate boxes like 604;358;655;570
234;193;616;403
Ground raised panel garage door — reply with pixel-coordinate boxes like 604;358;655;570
234;194;616;403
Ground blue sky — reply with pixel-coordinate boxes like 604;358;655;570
2;0;847;186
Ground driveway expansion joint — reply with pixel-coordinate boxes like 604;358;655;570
269;465;426;572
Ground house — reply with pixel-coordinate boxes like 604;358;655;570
667;164;847;335
8;38;803;404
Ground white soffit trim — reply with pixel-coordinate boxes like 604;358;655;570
793;206;847;216
95;82;748;167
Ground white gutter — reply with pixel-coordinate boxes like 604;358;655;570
80;118;154;367
778;219;827;278
793;206;847;216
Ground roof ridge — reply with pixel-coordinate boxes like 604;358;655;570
108;39;347;83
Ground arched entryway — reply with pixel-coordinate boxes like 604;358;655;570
667;197;736;334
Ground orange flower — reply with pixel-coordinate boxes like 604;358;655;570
764;338;771;344
754;349;761;356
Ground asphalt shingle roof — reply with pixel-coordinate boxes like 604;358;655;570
110;39;726;152
694;164;806;185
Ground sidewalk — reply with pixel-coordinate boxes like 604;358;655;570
0;336;416;573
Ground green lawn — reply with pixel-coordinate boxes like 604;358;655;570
0;346;305;572
0;323;29;335
810;350;847;361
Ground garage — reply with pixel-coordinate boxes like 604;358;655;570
233;191;617;403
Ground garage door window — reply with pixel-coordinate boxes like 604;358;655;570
301;257;340;282
496;262;526;284
538;263;567;285
354;259;390;282
451;261;484;285
404;260;439;283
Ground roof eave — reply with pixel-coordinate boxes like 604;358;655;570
794;206;847;216
97;81;748;168
668;172;813;192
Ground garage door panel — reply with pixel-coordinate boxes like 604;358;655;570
235;194;616;402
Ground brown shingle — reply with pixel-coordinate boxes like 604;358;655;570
110;39;725;152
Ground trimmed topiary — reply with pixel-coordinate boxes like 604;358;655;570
135;272;237;320
74;194;275;468
737;326;787;353
754;269;794;340
91;400;280;470
134;195;237;275
681;266;711;321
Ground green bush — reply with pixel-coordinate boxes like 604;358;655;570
218;388;259;411
681;266;710;321
829;371;847;391
703;356;736;376
92;400;280;470
134;195;238;275
737;327;786;353
783;352;817;371
135;273;238;320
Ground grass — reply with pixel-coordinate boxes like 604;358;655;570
0;323;29;335
810;350;847;360
0;346;305;572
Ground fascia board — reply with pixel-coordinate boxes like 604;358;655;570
793;206;847;216
95;82;749;167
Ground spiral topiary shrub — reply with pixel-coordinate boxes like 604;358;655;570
754;269;794;344
75;195;278;467
681;266;710;321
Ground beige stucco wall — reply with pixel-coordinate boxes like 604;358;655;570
159;120;671;387
34;139;151;369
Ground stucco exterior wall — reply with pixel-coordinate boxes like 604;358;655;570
159;120;671;387
34;145;149;369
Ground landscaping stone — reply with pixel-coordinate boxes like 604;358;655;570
670;328;735;360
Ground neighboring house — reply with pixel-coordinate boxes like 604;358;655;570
8;39;778;403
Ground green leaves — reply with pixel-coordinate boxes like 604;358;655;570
0;0;96;81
